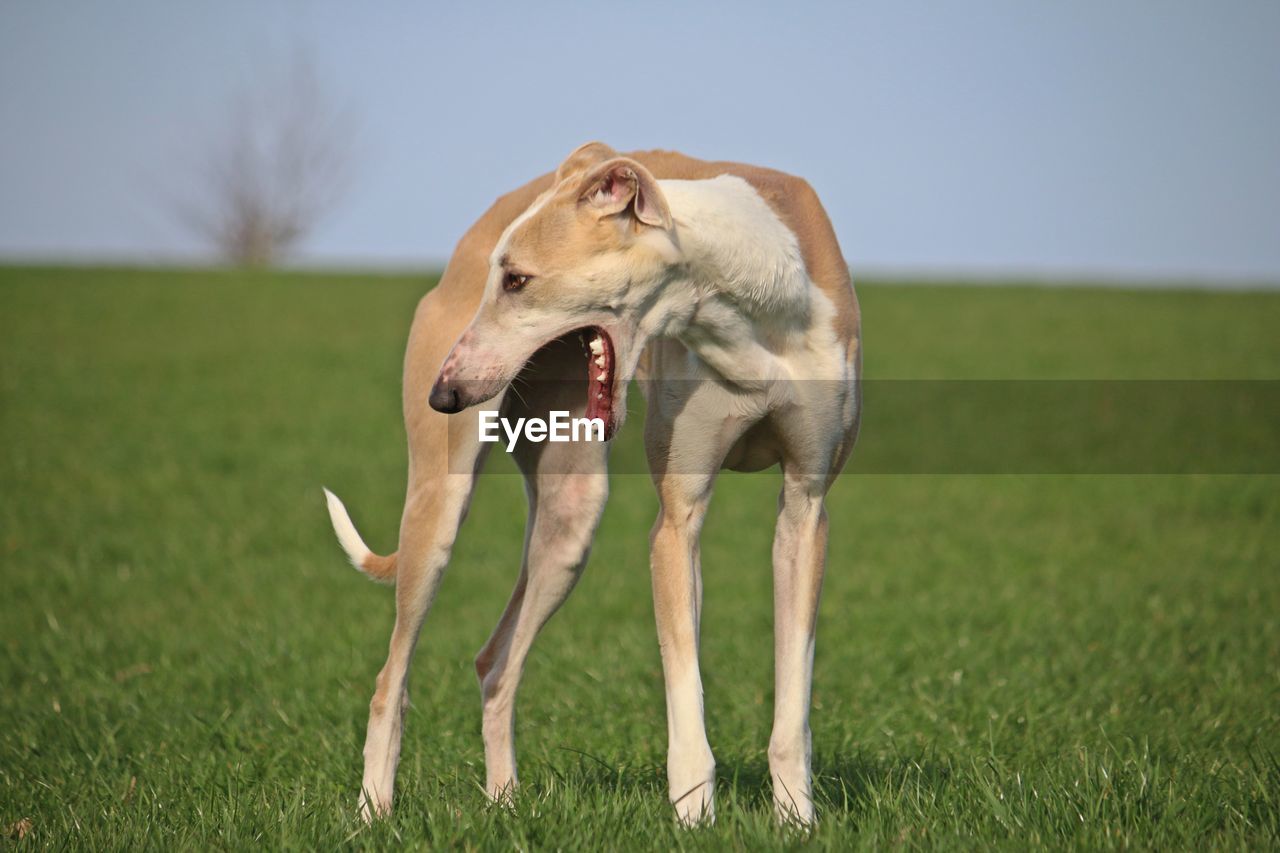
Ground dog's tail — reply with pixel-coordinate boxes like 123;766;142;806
322;487;397;584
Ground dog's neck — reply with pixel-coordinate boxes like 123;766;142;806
645;176;816;386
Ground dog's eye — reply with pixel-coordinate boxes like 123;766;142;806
503;272;532;292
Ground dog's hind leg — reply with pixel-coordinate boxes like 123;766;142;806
473;341;609;800
358;408;491;821
474;441;608;800
346;172;559;820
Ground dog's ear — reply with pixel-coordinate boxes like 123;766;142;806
556;141;619;183
578;157;672;229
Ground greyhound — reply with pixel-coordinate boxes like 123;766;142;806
324;142;860;826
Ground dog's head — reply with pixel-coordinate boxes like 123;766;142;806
429;143;682;439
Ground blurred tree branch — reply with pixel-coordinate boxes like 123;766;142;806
174;57;355;267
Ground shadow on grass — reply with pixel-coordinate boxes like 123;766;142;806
546;746;954;818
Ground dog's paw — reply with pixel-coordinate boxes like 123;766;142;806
357;790;392;824
773;798;815;830
672;782;715;828
485;779;518;812
771;778;815;828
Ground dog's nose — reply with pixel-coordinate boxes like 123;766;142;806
428;379;464;414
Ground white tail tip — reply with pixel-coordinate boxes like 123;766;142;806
323;487;373;571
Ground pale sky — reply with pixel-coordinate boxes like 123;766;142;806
2;0;1278;282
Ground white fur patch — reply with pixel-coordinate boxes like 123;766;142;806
658;175;810;320
323;487;372;570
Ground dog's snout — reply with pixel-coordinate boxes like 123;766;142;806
428;379;464;414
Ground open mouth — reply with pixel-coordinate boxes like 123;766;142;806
577;326;618;440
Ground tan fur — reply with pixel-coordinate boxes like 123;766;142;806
359;552;397;583
348;147;860;576
327;144;859;826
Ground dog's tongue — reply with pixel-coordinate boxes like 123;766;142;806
584;329;614;437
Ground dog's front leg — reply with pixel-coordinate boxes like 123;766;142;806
649;476;717;826
767;473;829;826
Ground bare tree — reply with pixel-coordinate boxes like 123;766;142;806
176;58;355;266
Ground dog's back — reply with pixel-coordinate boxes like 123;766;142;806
406;150;860;424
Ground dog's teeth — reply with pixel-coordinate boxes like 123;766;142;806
593;355;605;368
596;370;607;381
597;391;604;399
588;338;603;355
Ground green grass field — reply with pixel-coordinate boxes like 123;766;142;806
2;266;1278;849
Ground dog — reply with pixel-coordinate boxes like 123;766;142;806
324;142;860;826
